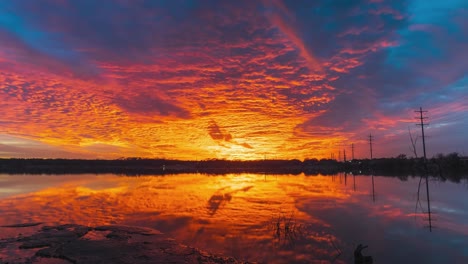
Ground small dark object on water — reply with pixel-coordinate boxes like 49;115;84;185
354;244;373;264
1;222;43;228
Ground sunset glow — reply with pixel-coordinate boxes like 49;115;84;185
0;1;466;160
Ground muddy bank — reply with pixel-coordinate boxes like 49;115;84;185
0;224;254;264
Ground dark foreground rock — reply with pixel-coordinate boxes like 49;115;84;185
0;224;253;264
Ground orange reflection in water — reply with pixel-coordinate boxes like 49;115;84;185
0;173;354;263
1;173;467;263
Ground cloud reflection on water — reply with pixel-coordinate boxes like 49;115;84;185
0;173;467;263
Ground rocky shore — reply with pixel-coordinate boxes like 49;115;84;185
0;224;253;264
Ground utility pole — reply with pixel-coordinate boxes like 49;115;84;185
351;143;355;160
415;107;432;232
343;149;347;162
353;173;356;191
368;133;375;202
372;174;376;202
415;107;429;162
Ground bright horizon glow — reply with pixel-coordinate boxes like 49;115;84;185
0;1;467;160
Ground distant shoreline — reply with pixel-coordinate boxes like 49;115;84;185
0;155;466;180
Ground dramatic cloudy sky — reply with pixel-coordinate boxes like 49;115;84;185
0;0;466;160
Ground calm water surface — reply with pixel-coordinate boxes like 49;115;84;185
0;173;467;263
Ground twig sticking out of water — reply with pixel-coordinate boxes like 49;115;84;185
270;211;306;247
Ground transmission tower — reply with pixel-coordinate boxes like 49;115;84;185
368;133;374;159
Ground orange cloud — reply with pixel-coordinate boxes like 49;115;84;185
265;6;323;72
1;0;465;160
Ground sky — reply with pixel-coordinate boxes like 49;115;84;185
0;0;466;160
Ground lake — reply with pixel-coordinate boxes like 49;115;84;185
1;173;467;263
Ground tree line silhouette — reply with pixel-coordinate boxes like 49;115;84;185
0;153;466;181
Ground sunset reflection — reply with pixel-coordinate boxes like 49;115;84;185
1;173;467;263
